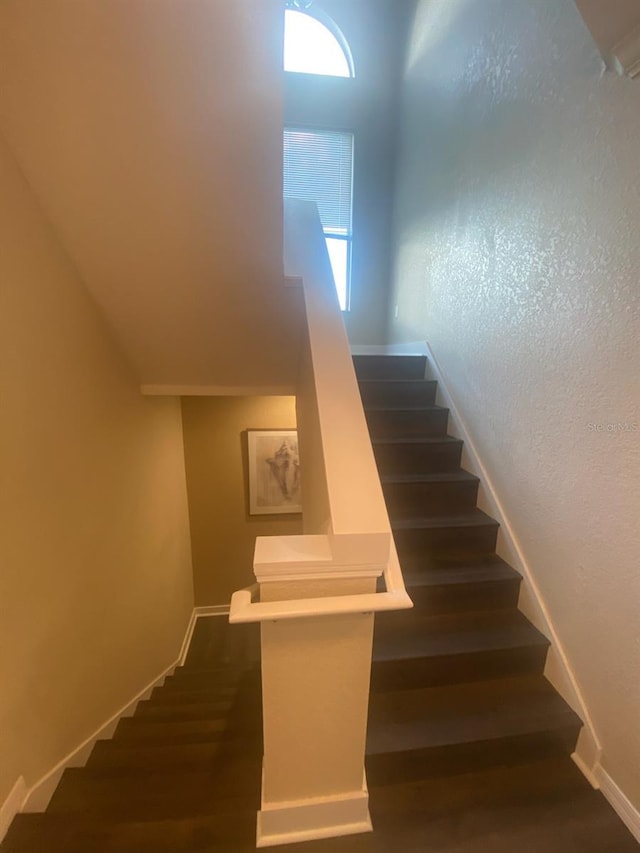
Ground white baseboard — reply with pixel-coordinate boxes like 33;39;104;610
571;728;602;788
194;604;231;618
178;608;200;666
257;787;372;848
595;764;640;843
2;607;221;830
422;342;603;771
21;660;177;814
572;748;600;790
0;777;27;843
177;607;229;666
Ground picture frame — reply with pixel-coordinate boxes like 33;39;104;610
247;429;302;515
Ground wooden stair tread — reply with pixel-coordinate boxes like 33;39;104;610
367;708;578;758
150;686;238;704
373;610;549;660
381;470;478;485
46;766;261;819
158;675;247;692
3;812;257;853
136;696;233;718
365;404;448;413
352;354;427;381
113;717;228;743
367;675;581;754
96;726;250;744
87;739;226;771
391;509;498;530
358;378;433;385
366;757;640;852
135;699;232;718
403;560;520;589
166;667;244;681
372;434;462;446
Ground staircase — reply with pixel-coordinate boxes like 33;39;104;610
1;620;264;852
353;355;637;849
3;353;637;851
355;353;584;782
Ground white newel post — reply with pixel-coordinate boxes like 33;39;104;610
253;533;387;848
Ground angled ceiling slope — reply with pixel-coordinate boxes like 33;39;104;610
575;0;640;78
0;0;302;393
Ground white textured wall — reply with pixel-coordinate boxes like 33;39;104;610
391;0;640;806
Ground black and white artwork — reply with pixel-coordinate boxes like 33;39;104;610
247;430;302;515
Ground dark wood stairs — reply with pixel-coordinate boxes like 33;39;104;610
355;354;582;781
355;353;638;851
3;355;637;851
1;620;264;852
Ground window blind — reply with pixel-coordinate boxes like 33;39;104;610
283;128;353;235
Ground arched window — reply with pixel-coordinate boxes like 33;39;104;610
284;7;355;78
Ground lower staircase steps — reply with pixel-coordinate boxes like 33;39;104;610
111;715;229;743
45;766;260;821
133;698;233;719
86;737;228;772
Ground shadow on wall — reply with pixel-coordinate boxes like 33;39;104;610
181;396;303;608
393;0;599;244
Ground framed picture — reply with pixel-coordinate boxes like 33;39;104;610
247;430;302;515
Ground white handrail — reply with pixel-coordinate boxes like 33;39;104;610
229;199;412;624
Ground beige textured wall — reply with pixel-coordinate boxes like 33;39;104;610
0;136;194;807
574;0;640;58
181;397;302;606
391;0;640;805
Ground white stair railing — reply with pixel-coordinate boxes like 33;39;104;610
229;199;411;849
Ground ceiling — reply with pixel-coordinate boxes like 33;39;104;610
0;0;303;392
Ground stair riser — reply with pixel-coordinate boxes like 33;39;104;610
114;718;227;742
384;479;479;515
150;685;237;703
366;726;581;787
48;761;262;815
370;645;549;691
161;674;240;691
47;785;261;822
366;408;449;438
87;741;224;772
393;524;499;557
353;355;427;381
2;812;258;853
134;703;232;721
401;579;521;616
359;380;437;408
373;442;462;475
